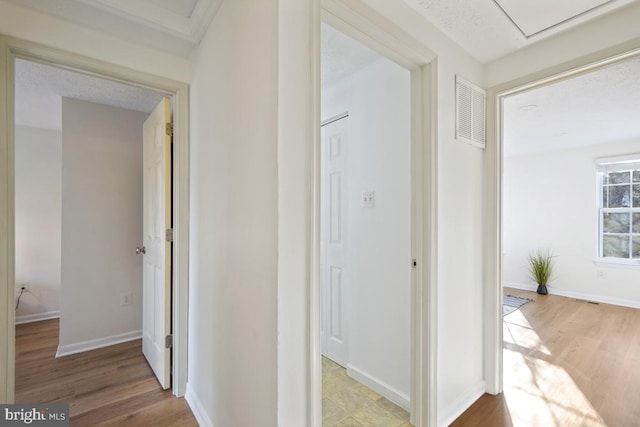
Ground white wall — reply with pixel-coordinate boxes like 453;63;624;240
0;2;189;83
322;57;412;407
14;125;61;322
435;58;485;425
187;0;278;425
58;98;147;356
504;140;640;307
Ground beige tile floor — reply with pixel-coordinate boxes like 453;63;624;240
322;357;413;427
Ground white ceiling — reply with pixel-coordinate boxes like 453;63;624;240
504;55;640;158
15;59;165;130
2;0;222;56
321;23;381;88
4;0;636;62
402;0;637;63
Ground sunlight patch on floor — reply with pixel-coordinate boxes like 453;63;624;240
504;310;551;356
503;311;605;427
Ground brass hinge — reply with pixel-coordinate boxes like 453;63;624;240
166;228;174;242
165;334;173;349
166;122;174;136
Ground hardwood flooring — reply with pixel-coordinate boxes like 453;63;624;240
452;288;640;427
15;319;197;426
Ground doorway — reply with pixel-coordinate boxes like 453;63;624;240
0;36;190;403
12;57;173;412
486;46;640;403
317;15;426;425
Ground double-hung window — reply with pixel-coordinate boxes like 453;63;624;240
597;155;640;262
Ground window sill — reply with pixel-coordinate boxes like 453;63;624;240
593;258;640;269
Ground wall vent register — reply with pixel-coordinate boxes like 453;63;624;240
455;76;486;149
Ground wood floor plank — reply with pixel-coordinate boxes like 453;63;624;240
15;319;197;426
452;289;640;427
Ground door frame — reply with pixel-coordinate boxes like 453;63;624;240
314;2;438;426
483;40;640;395
0;35;190;401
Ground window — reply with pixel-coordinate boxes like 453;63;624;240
598;155;640;262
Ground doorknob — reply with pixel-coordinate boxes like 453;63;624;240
136;246;146;255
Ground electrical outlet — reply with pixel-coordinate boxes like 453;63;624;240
120;292;132;306
597;270;605;279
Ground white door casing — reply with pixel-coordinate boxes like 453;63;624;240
321;116;348;366
142;97;172;389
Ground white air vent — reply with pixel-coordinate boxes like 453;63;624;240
456;76;486;148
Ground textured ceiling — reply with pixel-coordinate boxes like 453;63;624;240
321;23;380;89
15;59;165;131
1;0;222;56
495;0;611;37
3;0;635;62
504;55;640;158
402;0;636;63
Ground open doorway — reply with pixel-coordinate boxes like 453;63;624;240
495;52;640;425
12;57;183;422
320;22;413;427
0;35;190;417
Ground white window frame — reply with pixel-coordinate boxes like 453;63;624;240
596;154;640;264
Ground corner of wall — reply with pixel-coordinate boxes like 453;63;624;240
185;382;215;427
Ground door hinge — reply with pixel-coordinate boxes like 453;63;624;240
165;334;173;349
412;259;417;268
166;228;174;242
166;122;174;136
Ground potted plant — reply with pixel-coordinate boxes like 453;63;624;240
529;249;554;295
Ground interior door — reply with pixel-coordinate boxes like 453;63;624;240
141;97;172;389
321;117;348;366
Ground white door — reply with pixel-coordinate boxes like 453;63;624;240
141;97;172;389
321;117;348;366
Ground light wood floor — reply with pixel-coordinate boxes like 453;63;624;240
15;319;197;426
452;288;640;427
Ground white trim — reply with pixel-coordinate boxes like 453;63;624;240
346;364;410;411
593;258;640;268
15;311;60;325
503;282;539;292
0;35;190;402
486;42;640;398
55;330;141;357
504;282;640;309
185;382;215;427
596;153;640;170
437;380;486;427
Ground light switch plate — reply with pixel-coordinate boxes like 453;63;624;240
362;191;375;208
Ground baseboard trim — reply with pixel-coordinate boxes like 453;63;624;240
185;382;214;427
346;364;410;411
504;282;640;309
438;380;486;427
55;330;142;357
15;310;60;325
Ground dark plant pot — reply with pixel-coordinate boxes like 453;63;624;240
537;284;548;295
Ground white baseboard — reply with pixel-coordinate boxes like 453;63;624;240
185;382;214;427
55;330;142;357
346;364;410;411
503;282;640;309
15;310;60;325
438;380;486;427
